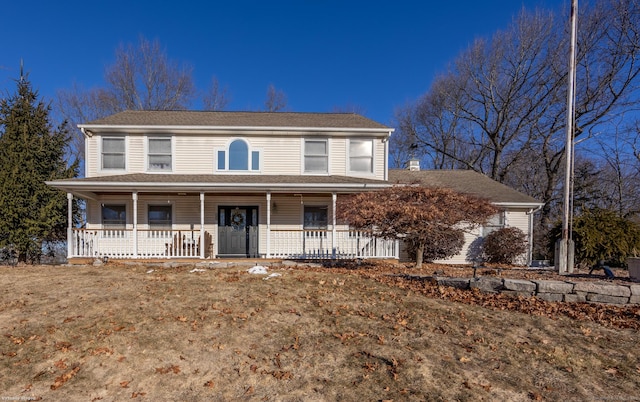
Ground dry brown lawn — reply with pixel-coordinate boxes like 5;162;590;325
0;261;639;401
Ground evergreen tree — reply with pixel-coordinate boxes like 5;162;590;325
548;209;640;267
0;73;78;263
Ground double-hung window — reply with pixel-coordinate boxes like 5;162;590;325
102;137;125;170
102;204;126;237
148;137;172;171
349;139;374;173
304;139;328;174
148;205;172;237
482;211;506;237
304;206;328;238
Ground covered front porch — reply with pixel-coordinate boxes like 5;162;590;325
56;185;399;261
49;174;399;261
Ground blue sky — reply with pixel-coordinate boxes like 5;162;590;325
1;0;566;126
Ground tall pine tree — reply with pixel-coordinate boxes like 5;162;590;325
0;72;78;263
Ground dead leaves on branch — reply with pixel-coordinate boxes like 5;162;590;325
336;185;497;236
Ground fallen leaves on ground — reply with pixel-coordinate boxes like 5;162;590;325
50;366;80;390
304;261;640;330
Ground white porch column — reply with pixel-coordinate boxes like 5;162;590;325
266;192;271;258
67;193;73;258
332;192;337;256
200;192;205;259
132;192;138;258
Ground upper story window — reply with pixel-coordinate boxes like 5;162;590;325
102;137;125;170
217;139;260;172
304;139;328;174
148;137;172;171
349;139;374;173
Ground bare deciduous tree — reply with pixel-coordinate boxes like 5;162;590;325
264;84;287;112
202;76;230;111
394;0;640;256
103;36;195;111
57;36;197;161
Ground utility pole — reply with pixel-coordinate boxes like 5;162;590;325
556;0;578;275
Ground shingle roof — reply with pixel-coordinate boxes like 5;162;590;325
47;174;390;195
83;110;391;130
388;169;542;205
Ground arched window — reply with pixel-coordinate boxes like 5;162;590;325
217;139;260;172
229;139;249;170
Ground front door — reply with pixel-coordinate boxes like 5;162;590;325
218;206;258;257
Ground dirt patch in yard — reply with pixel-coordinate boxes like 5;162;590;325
0;262;638;401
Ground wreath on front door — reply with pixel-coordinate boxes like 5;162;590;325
231;209;245;229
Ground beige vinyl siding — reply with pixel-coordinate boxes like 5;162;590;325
171;135;303;175
506;209;532;265
85;131;389;177
128;135;144;173
270;195;334;229
270;195;304;229
136;195;208;229
86;136;98;177
174;135;217;174
399;209;534;265
505;209;530;235
329;138;347;175
374;138;385;179
253;137;301;174
433;229;483;265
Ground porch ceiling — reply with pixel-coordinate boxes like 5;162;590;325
46;173;391;199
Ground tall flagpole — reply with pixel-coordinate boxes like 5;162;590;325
557;0;578;274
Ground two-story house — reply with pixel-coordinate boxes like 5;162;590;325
47;110;543;264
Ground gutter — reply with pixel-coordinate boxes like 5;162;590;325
45;180;392;195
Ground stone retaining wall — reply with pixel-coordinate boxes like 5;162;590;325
417;276;640;305
135;260;640;306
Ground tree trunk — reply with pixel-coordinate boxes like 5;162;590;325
415;243;425;269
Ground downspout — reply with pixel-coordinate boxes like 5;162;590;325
80;127;91;178
383;133;390;181
526;205;543;266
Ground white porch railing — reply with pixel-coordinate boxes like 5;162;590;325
71;229;204;258
270;230;399;259
70;228;399;260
